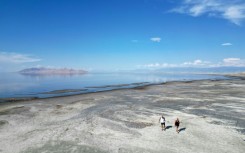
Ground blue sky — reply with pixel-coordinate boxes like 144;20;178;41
0;0;245;72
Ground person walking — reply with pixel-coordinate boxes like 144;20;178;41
175;118;180;133
159;115;166;131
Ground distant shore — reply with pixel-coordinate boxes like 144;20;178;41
0;76;245;153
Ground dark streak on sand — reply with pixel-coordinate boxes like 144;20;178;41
124;121;153;129
0;97;38;104
0;106;30;115
86;82;149;88
0;120;8;127
41;89;88;94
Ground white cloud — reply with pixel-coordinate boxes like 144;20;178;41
170;0;245;25
0;52;41;63
221;42;232;46
223;5;245;25
182;59;211;66
189;5;206;16
138;63;176;68
222;58;245;66
150;37;161;42
223;58;240;63
138;58;245;68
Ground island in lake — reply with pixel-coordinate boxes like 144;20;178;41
19;67;87;75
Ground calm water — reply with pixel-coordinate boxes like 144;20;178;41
0;72;227;99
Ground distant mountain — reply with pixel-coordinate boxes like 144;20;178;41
19;67;87;75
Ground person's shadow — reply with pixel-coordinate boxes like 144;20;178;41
179;127;186;133
165;126;172;130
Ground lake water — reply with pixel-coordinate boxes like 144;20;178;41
0;72;227;99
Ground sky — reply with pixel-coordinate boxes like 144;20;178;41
0;0;245;72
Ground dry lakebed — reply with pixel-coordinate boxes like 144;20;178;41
0;78;245;153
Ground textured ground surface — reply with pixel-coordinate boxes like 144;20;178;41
0;79;245;153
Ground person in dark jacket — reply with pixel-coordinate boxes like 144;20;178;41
175;118;180;133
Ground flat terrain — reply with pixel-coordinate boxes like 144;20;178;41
0;79;245;153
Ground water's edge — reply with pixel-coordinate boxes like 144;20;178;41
0;74;239;104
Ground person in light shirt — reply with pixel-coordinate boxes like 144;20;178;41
159;115;166;131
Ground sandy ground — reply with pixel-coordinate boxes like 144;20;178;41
0;79;245;153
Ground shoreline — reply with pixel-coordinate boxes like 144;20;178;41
0;74;234;104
